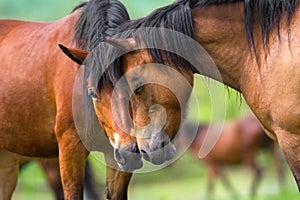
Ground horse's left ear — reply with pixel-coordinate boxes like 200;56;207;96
104;38;137;51
59;44;89;65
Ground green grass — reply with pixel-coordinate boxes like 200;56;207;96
129;152;299;200
13;152;299;200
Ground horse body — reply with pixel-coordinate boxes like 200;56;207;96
191;2;300;187
0;10;91;199
193;117;267;166
0;20;57;156
0;13;79;156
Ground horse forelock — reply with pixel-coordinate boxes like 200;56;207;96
73;0;130;135
74;0;130;50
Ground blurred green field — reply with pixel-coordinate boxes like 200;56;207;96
1;0;299;199
13;152;299;200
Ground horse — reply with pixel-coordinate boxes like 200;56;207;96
64;0;300;192
0;0;195;199
18;157;102;200
180;115;285;199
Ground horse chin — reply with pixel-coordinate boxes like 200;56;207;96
143;143;176;165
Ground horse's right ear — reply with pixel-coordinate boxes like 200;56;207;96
104;38;137;51
59;44;89;65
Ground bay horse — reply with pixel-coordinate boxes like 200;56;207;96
65;0;300;192
180;115;285;199
0;0;194;199
0;0;141;199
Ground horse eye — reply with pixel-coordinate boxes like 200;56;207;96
88;87;98;100
134;85;143;93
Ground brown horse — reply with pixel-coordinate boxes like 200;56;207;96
67;0;300;192
0;0;195;199
0;6;84;200
180;115;285;199
18;157;102;200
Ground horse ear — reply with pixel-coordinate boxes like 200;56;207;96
104;38;137;51
58;44;89;65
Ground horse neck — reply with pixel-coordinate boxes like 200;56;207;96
192;3;261;91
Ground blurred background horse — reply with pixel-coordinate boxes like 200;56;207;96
179;115;285;199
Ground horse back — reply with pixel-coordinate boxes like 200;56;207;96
0;20;25;37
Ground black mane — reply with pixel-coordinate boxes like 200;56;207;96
96;0;299;89
75;0;299;88
74;0;130;50
188;0;299;48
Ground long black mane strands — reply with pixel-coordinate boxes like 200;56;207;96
189;0;299;49
103;0;299;85
74;0;130;50
111;0;196;75
77;0;299;91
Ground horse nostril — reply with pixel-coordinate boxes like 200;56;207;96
140;149;150;161
159;139;170;149
140;149;146;154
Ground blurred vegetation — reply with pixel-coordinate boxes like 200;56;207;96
0;0;174;21
1;1;296;200
15;152;299;200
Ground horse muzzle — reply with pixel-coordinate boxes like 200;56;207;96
138;132;176;165
114;143;143;171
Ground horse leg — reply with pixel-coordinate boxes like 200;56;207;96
270;144;285;188
216;167;239;199
246;156;262;197
41;158;101;200
206;164;238;200
56;128;88;200
84;160;102;200
105;166;132;200
0;150;18;200
39;159;64;200
276;129;300;190
205;167;216;200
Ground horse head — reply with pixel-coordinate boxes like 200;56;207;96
59;37;194;170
